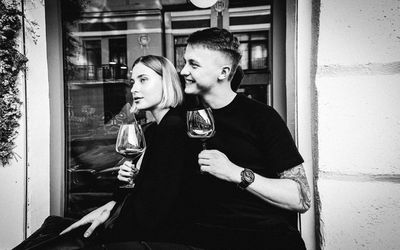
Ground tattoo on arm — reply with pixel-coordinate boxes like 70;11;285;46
279;165;311;211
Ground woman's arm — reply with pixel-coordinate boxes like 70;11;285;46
198;150;311;213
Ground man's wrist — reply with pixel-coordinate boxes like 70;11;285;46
229;164;243;184
238;168;256;189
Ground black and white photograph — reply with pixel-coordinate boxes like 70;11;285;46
0;0;399;249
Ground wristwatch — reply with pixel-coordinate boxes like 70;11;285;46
238;168;255;189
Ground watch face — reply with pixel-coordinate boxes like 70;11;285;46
242;169;255;183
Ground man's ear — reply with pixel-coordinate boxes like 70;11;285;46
218;65;232;81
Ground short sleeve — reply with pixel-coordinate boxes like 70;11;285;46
260;108;304;173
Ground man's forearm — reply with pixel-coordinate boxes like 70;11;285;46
230;164;311;212
279;164;311;212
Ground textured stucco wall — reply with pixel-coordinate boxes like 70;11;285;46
315;0;400;249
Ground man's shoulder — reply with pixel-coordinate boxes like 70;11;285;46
236;94;277;116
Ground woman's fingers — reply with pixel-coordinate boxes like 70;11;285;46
123;161;135;168
118;168;133;177
118;166;134;182
198;158;210;166
120;164;134;174
117;174;131;182
60;219;86;235
118;162;137;182
83;220;100;238
84;210;110;238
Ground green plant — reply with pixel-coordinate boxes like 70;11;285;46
0;1;28;165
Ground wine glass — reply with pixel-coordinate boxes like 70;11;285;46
187;107;215;149
115;121;146;188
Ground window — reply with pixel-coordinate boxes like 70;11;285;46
174;36;188;72
173;32;268;73
65;35;130;217
235;31;268;71
61;4;162;217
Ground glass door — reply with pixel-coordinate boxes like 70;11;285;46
61;0;162;218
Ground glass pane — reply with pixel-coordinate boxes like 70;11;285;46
235;33;249;42
251;42;268;69
174;36;188;45
175;46;186;72
62;1;162;218
239;43;249;70
251;32;267;41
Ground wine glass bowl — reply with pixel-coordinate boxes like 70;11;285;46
187;107;215;149
115;122;146;188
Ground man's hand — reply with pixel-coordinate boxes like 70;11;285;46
198;149;242;183
60;201;116;238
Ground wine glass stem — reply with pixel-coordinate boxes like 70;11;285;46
202;142;207;150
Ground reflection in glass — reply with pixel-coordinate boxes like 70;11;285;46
250;33;267;41
251;43;267;69
239;43;249;70
187;108;216;150
62;0;162;218
174;36;188;72
235;33;249;41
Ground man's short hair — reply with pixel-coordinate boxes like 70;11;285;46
187;28;242;81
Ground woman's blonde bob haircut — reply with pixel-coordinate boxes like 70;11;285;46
131;55;183;109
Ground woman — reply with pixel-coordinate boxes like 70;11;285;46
14;55;198;249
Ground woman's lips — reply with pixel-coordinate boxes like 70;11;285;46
133;97;143;103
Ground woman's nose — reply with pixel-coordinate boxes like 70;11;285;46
131;84;138;94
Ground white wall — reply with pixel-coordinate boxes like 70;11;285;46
314;0;400;249
0;1;50;248
24;0;51;235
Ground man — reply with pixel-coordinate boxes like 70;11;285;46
179;27;311;249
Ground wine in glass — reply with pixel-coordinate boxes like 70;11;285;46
115;122;146;188
187;107;215;149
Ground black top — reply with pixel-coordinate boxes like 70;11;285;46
109;108;197;242
189;94;304;229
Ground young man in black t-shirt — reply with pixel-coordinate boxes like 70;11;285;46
180;28;311;249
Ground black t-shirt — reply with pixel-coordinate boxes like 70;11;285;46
190;94;304;229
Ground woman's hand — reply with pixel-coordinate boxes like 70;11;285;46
60;201;116;238
117;160;137;183
198;149;242;183
117;155;143;183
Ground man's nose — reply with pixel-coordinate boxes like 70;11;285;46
180;64;188;76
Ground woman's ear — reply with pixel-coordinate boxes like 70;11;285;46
218;65;232;81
